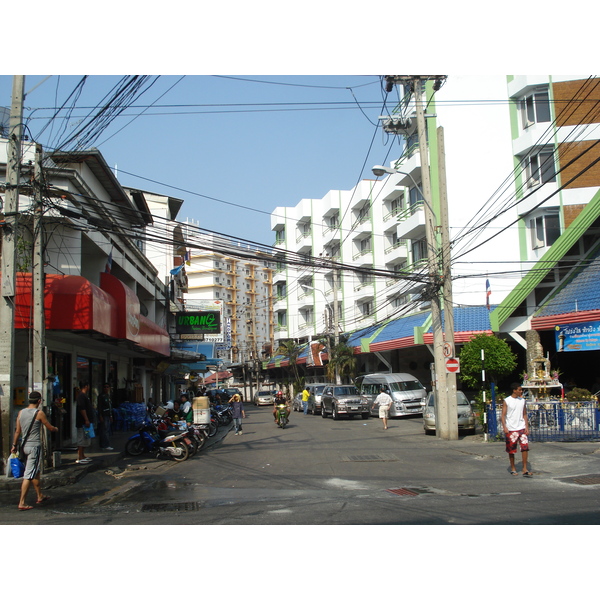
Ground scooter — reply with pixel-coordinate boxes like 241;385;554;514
125;420;190;462
275;403;289;429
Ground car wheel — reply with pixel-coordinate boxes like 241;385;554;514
424;428;435;435
332;404;339;420
321;404;327;418
361;413;369;420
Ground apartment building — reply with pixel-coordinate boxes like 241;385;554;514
182;225;276;363
490;77;600;386
270;176;421;345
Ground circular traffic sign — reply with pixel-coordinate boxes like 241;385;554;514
443;342;453;358
445;357;460;373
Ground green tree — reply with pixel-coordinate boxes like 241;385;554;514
459;333;518;389
326;340;357;383
278;339;302;391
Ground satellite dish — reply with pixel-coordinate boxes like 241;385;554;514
0;107;9;138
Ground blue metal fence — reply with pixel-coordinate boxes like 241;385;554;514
485;384;600;442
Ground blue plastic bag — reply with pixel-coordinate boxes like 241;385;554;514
10;453;24;478
83;423;95;439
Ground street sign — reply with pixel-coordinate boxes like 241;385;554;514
443;342;453;358
445;357;460;373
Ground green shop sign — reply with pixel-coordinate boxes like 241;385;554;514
176;311;221;334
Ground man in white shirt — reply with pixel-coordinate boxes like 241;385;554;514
501;382;532;477
374;386;393;430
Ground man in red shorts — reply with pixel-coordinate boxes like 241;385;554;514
501;382;532;477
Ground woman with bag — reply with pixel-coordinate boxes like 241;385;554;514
11;391;58;511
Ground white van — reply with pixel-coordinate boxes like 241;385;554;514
355;373;426;417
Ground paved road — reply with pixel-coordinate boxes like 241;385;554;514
1;403;600;525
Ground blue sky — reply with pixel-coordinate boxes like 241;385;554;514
0;74;402;246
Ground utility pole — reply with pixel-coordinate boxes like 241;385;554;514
332;258;340;384
0;76;24;463
32;143;50;465
412;77;451;439
437;126;458;439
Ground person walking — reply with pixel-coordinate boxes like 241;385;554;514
11;391;58;510
301;386;310;415
97;382;114;450
501;383;532;477
373;386;393;430
75;382;94;464
229;393;245;435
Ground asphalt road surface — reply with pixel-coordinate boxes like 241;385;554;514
2;402;600;526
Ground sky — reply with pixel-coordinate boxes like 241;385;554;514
0;74;398;247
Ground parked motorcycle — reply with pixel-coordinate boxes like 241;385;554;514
125;420;190;462
275;402;289;428
213;404;233;425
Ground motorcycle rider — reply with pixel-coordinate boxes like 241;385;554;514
165;400;182;427
273;390;290;424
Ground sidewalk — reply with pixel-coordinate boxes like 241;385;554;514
1;423;232;492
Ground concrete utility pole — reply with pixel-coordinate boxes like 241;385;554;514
382;75;457;440
412;77;452;439
0;76;24;463
437;126;458;438
332;259;340;384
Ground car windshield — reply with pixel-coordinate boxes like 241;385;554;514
389;380;424;392
258;391;273;396
313;386;325;394
428;392;469;406
334;386;360;396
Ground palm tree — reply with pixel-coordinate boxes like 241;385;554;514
278;339;302;391
326;341;357;383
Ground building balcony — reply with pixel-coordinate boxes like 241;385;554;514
384;240;408;259
396;204;425;240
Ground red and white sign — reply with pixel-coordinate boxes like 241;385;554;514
445;357;460;373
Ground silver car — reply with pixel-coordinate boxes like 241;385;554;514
422;390;476;435
321;385;370;420
306;384;327;415
253;390;277;406
292;392;304;411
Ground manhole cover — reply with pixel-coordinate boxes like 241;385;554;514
141;501;200;512
559;474;600;486
387;488;419;497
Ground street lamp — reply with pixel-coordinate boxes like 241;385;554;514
371;165;437;226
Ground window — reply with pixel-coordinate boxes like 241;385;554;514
360;237;371;253
530;213;560;249
526;150;556;188
408;185;422;212
412;238;427;263
328;214;339;229
277;311;287;327
359;301;373;317
520;89;551;129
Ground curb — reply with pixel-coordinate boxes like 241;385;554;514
1;422;233;492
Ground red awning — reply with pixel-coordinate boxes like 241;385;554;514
15;273;117;337
13;273;170;356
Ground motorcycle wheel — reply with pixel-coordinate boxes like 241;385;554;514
186;437;198;457
194;431;207;450
171;440;189;462
125;437;145;456
207;421;218;437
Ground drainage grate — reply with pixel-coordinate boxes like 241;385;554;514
344;454;398;462
141;501;200;512
387;488;419;497
560;474;600;486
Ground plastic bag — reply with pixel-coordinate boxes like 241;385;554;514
10;453;24;478
83;423;95;439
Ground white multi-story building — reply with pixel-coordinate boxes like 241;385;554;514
182;224;276;363
271;176;419;345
